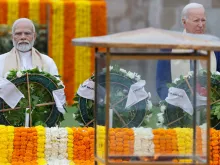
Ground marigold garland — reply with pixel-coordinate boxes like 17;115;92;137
0;125;12;164
109;128;134;157
11;127;38;163
2;0;48;26
72;127;94;161
66;127;74;160
210;128;220;165
153;128;178;155
35;126;45;159
174;128;193;163
7;126;15;163
0;125;217;164
96;126;105;160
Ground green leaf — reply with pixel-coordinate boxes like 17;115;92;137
73;97;79;101
180;75;184;80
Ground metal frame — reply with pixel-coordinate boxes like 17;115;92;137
94;48;211;165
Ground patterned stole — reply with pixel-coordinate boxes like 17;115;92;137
2;47;48;75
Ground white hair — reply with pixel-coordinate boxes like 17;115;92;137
12;18;35;33
181;3;205;20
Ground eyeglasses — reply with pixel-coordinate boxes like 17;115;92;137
13;32;34;37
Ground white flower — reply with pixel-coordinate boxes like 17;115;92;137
157;112;165;125
157;112;164;118
160;105;166;113
145;113;152;122
200;123;207;130
173;77;180;84
156;122;163;128
158;115;164;123
57;81;65;87
4;71;10;78
135;75;141;81
213;71;220;76
72;113;76;119
187;71;193;77
133;72;141;81
109;66;113;71
127;71;135;79
132;127;154;156
38;68;42;72
148;92;151;99
147;100;152;110
119;68;127;74
16;71;23;77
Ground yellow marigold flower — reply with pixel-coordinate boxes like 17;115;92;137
37;158;47;165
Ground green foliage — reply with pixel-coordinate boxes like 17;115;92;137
0;25;13;53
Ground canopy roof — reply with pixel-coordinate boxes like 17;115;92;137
72;27;220;51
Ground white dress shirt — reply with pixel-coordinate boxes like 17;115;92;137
19;51;32;70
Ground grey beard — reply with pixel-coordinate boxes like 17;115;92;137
13;40;35;52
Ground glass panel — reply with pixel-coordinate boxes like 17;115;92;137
94;54;209;164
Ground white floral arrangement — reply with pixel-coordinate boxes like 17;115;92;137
156;102;167;128
132;127;154;156
103;65;141;81
45;127;69;161
4;67;65;88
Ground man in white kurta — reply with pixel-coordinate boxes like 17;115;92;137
0;18;58;77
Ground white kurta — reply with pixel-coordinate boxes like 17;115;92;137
170;29;217;81
0;50;59;77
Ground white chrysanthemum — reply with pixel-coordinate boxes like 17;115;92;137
16;71;23;77
147;100;153;110
127;71;135;79
145;113;153;122
160;105;166;113
38;68;42;72
157;113;165;124
57;81;65;87
135;75;141;81
173;77;180;84
187;71;194;77
156;122;163;128
213;71;220;76
109;66;113;71
133;127;154;156
119;68;127;74
157;112;164;118
158;115;164;123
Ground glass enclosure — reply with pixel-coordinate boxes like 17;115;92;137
95;51;210;165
